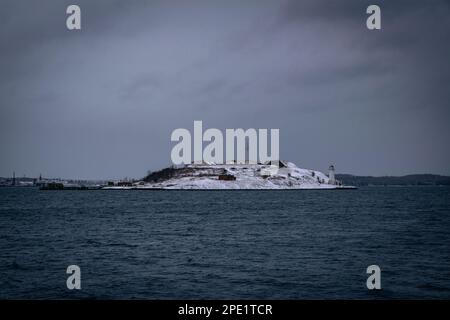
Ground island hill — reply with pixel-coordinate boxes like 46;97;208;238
103;161;355;190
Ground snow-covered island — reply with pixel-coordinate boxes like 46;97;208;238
103;161;356;190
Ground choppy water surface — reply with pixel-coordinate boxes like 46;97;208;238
0;187;449;299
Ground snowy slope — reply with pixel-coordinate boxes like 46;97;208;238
103;162;353;190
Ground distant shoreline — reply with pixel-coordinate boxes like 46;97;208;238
1;174;450;188
335;174;450;187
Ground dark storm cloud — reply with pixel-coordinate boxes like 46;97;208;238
1;0;449;179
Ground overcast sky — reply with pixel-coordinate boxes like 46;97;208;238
1;0;449;179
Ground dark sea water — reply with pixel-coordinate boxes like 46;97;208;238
0;186;449;299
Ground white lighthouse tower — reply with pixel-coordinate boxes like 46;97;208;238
328;165;336;185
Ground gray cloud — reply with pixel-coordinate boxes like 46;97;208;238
1;0;449;179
